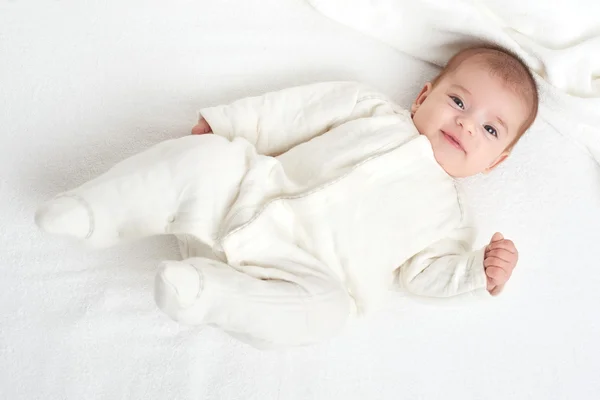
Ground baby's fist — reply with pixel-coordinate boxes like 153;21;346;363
484;233;518;295
191;118;212;135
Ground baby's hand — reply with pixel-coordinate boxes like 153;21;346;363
191;118;212;135
484;232;518;296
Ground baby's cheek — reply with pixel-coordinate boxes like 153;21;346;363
413;112;432;133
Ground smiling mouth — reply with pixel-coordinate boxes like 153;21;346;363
442;131;465;152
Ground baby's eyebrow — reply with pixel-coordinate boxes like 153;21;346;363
451;84;472;95
495;116;507;131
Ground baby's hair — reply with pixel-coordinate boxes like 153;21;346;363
432;44;539;150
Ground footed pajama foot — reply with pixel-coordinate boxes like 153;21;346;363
35;196;91;239
155;261;204;324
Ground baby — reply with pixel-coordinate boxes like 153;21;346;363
35;45;538;348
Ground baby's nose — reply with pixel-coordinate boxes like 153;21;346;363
456;116;475;136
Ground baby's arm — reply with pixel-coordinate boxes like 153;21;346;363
197;81;395;156
397;228;517;298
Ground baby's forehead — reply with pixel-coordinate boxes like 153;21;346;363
452;54;533;96
447;57;532;107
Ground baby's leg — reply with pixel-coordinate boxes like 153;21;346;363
35;135;253;248
154;257;353;348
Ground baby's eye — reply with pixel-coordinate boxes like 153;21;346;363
484;125;498;137
450;96;464;109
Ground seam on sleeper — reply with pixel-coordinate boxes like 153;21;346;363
219;140;407;244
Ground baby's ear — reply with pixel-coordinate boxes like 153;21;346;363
485;151;510;173
411;82;433;114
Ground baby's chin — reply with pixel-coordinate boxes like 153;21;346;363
425;136;479;178
428;146;453;173
430;150;472;178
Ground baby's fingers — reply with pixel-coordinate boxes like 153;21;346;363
485;249;514;264
485;266;508;285
484;255;511;269
191;118;212;135
487;240;518;255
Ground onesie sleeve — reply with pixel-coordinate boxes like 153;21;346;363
396;226;492;299
199;81;396;155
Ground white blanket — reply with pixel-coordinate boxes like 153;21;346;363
308;0;600;160
1;0;599;399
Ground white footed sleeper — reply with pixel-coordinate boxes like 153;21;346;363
36;82;490;348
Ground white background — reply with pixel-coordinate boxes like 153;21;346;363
1;1;599;399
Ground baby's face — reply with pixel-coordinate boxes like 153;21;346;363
411;59;529;178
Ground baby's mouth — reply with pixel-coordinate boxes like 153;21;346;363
441;130;465;153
